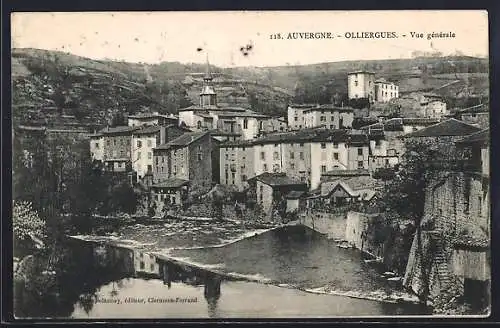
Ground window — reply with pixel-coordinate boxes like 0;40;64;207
242;175;247;181
137;140;142;148
320;116;326;122
260;152;265;160
299;152;304;160
263;164;268;172
333;142;338;148
273;152;279;160
107;140;110;146
354;81;358;86
290;163;295;170
150;264;155;271
334;153;339;160
162;156;165;163
147;165;152;172
197;153;203;161
225;154;229;160
148;152;152;159
321;143;326;149
339;118;344;128
290;152;295;159
385;159;389;166
294;116;298;121
137;152;141;160
243;119;248;129
113;139;117;146
95;142;99;149
156;157;159;165
321;165;327;173
140;261;145;270
299;143;304;147
273;164;280;172
357;161;364;169
197;121;202;129
358;148;363;155
231;172;235;182
147;140;152;147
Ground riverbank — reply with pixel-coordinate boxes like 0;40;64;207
70;222;422;307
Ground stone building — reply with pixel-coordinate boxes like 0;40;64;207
302;104;354;129
374;78;399;102
152;131;213;195
249;172;308;220
403;128;490;309
347;71;376;102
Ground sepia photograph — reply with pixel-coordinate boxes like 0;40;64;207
11;10;490;319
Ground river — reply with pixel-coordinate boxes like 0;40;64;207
14;223;430;318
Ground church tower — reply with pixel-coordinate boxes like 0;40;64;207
200;56;217;107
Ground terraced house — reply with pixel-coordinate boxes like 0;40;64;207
219;128;371;191
99;126;138;172
152;131;213;199
130;125;187;181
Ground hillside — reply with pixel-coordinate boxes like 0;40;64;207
12;48;488;128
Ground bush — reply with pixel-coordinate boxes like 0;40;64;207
13;201;45;242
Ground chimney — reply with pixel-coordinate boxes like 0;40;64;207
160;126;167;144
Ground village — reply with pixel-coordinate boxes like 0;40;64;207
13;57;490;316
67;61;489;313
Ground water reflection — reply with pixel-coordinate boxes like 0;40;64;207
15;232;429;319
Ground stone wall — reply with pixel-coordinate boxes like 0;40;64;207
300;211;347;239
345;211;383;257
403;171;490;305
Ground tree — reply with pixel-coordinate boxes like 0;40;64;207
13;201;46;242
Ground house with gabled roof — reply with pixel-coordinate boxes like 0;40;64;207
248;172;308;220
152;131;213;197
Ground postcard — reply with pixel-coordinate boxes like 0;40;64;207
11;10;490;319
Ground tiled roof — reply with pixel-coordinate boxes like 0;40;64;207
100;126;138;135
132;126;161;135
179;105;247;112
322;169;371;177
252;128;367;145
403;118;482;138
348;70;375;75
128;113;177;120
457;104;489;114
302;105;354;113
321;175;379;197
456;129;489;145
154;131;208;149
216;110;269;118
151;178;189;189
254;172;305;187
288;103;318;109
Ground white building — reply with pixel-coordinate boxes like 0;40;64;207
287;104;316;130
347;71;376;102
219;129;371;191
131;126;168;180
89;133;104;161
374;79;399;102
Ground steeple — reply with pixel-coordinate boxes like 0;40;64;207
203;54;213;82
200;53;217;107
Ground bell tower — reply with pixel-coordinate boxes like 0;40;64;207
200;55;217;107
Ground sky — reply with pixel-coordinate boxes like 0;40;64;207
11;11;489;68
